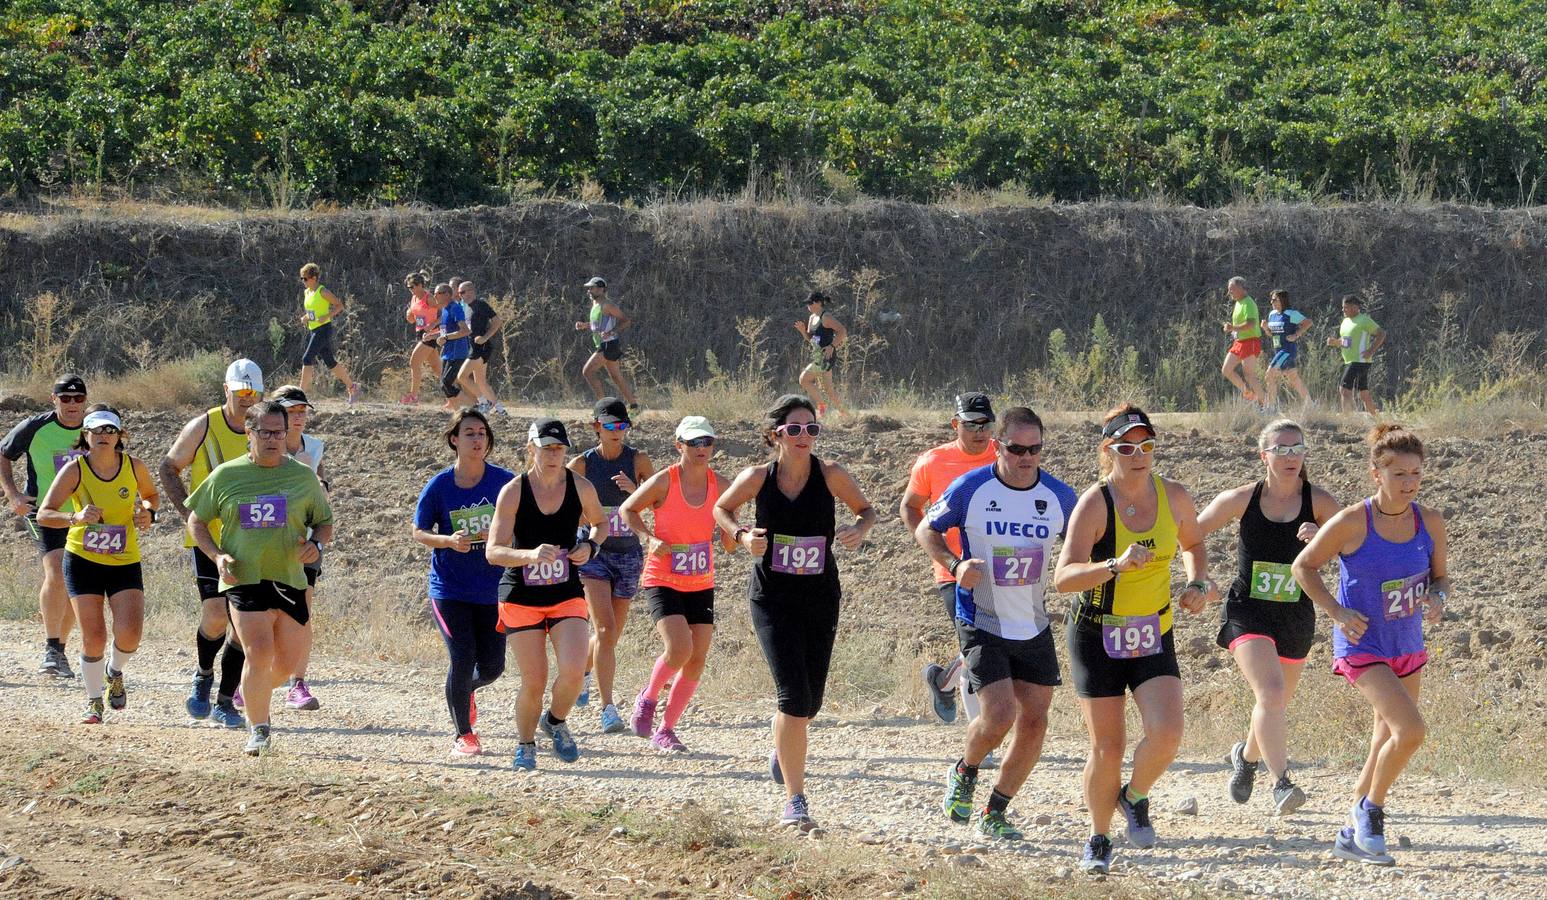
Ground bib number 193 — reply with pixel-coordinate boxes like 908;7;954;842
1101;614;1162;659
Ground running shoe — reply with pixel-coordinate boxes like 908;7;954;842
512;743;537;771
1117;784;1156;848
975;808;1024;841
1080;834;1113;874
452;733;483;757
399;392;418;405
780;793;816;830
1333;826;1394;866
942;765;977;823
186;671;214;719
629;691;657;738
492;403;508;415
576;671;592;707
1351;799;1387;856
347;383;361;406
232;687;245;709
244;724;272;756
106;669;127;710
80;697;105;725
286;678;320;711
628;402;642;413
600;703;626;735
476;399;491;413
770;749;784;785
921;662;958;724
650;728;687;753
1228;740;1258;804
40;645;74;678
1273;776;1307;816
541;714;580;763
210;698;246;730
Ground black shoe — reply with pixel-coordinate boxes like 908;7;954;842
1273;775;1307;816
1228;740;1258;804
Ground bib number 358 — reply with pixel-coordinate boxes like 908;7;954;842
1101;614;1162;659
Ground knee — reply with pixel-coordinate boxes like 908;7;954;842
1254;682;1289;715
116;622;144;650
1088;734;1126;765
975;695;1016;733
1389;716;1426;751
1146;719;1184;754
777;689;820;719
593;621;621;646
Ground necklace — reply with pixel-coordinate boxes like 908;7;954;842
1374;500;1408;516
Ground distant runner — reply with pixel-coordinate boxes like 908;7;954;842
573;277;640;410
620;416;733;752
402;270;441;405
901;393;998;727
1261;289;1313;410
1327;295;1385;415
792;291;847;418
1;373;87;677
413;408;516;757
1053;405;1216;874
36;406;158;724
455;281;507;414
1197;420;1339;816
567;398;654;734
1293;424;1447;867
435;282;474;410
1220;276;1265;404
921;407;1077;841
713;395;875;831
297;263;361;404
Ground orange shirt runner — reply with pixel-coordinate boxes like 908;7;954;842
641;465;721;592
907;441;996;583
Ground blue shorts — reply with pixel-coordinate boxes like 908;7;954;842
1268;348;1298;370
577;548;644;600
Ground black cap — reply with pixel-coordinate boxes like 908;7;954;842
954;392;995;423
270;385;312;408
52;374;87;395
1102;410;1156;440
592;397;630;425
803;291;828;306
528;417;570;447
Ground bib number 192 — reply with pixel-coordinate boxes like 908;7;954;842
770;534;825;575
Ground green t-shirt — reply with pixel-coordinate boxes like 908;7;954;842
1231;296;1261;340
0;411;80;513
1339;313;1381;364
187;456;333;590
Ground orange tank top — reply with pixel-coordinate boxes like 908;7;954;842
641;465;720;592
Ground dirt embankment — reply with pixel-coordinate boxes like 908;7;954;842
3;201;1545;399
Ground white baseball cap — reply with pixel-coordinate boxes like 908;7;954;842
82;410;123;431
675;416;716;441
224;358;264;392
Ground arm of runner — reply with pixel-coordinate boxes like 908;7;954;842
1169;479;1217;611
160;415;206;520
1298;484;1342;541
411;480;470;551
1420;504;1449;623
630;450;655;492
485;477;554;567
1365;324;1387;359
482;311;505;340
604;302;630;332
35;460;83;528
0;455;30;516
323;287;345;316
131;456;160;529
713;465;769;556
188;510;236;582
823;460;875;549
570;475;607;565
1053;485;1152;591
1195;484;1251;536
565;455;586;477
899;487;931;541
619;469;670;555
1291;505;1369;641
1290;314;1313;342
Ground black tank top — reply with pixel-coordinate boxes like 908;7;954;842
1227;479;1316;608
808;314;835;348
498;471;584;606
582;445;640;553
750;456;840;603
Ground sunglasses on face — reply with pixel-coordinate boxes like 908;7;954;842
56;394;86;404
1109;439;1157;457
1002;443;1043;457
253;429;287;440
775;422;822;438
601;421;630;432
682;437;715;448
1266;443;1309;457
958;420;991;433
232;389;260;400
87;425;120;435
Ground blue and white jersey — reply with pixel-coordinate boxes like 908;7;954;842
926;465;1078;640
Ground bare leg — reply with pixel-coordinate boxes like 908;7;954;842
774;712;812;798
511;630;550;742
1242;355;1266;401
990;682;1055;798
1221;353;1250;398
105;591;144;654
1352;667;1424;805
817;371;846;415
329;362;354;391
1233;639;1304;778
600;360;637;405
231;609;280;726
1285;370;1312;406
546;617;590;720
1127;675;1184;795
300;365;315;392
72;595;108;659
581;352;608;398
41;549;74;644
1359;389;1379;415
1078;696;1127;836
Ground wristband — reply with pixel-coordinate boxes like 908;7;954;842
948;557;963;577
147;507;157;524
1185;579;1209;593
733;525;752;542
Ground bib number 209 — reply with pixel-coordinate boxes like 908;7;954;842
523;551;571;586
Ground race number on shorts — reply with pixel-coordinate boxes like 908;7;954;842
992;545;1044;586
770;534;826;575
670;541;711;577
1101;613;1162;659
82;524;127;555
239;495;288;529
523;550;571;586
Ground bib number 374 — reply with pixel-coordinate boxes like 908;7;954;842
239;495;288;529
1381;571;1429;621
770;535;826;575
1250;561;1300;603
1101;614;1162;659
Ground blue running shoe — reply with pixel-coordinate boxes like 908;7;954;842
541;714;580;763
1080;834;1113;874
770;749;784;785
210;698;246;730
1333;826;1394;865
942;765;976;823
576;672;591;708
922;662;958;724
780;793;815;830
186;671;214;719
1351;799;1388;856
1117;784;1156;848
600;703;626;735
512;743;537;771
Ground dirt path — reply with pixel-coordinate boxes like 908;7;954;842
0;622;1535;900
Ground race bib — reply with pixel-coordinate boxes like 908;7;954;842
306;309;318;322
53;450;84;472
239;495;288;529
670;541;712;577
1101;613;1162;659
770;534;826;575
992;545;1044;586
1249;561;1300;603
1340;336;1352;348
523;551;571;586
1381;571;1428;621
82;524;127;555
606;506;633;538
415;315;427;328
449;503;494;540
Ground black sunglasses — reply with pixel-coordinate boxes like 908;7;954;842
1003;443;1043;457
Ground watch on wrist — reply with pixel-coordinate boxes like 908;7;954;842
1104;557;1118;575
734;525;752;541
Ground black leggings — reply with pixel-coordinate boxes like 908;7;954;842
430;598;506;735
750;594;840;718
441;357;465;398
302;323;338;368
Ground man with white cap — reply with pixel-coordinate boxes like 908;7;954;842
161;357;265;729
573;276;641;410
1;372;89;677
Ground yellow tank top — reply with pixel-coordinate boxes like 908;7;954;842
304;284;331;330
183;407;249;548
1082;475;1179;632
66;452;141;565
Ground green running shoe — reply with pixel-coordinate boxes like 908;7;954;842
942;765;977;824
975;808;1024;841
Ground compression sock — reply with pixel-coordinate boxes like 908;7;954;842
218;641;245;699
956;757;980;780
644;654;676;702
81;655;106;699
110;644;134;674
196;630;223;673
47;637;65;652
661;678;699;729
987;789;1012;814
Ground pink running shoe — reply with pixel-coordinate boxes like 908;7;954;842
347;382;362;406
400;392;418;405
650;728;687;753
629;690;657;738
452;733;482;757
285;678;320;710
232;688;244;709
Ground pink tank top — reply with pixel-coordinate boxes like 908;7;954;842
408;294;437;333
641;466;720;592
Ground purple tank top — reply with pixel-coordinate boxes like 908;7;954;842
1333;500;1433;659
